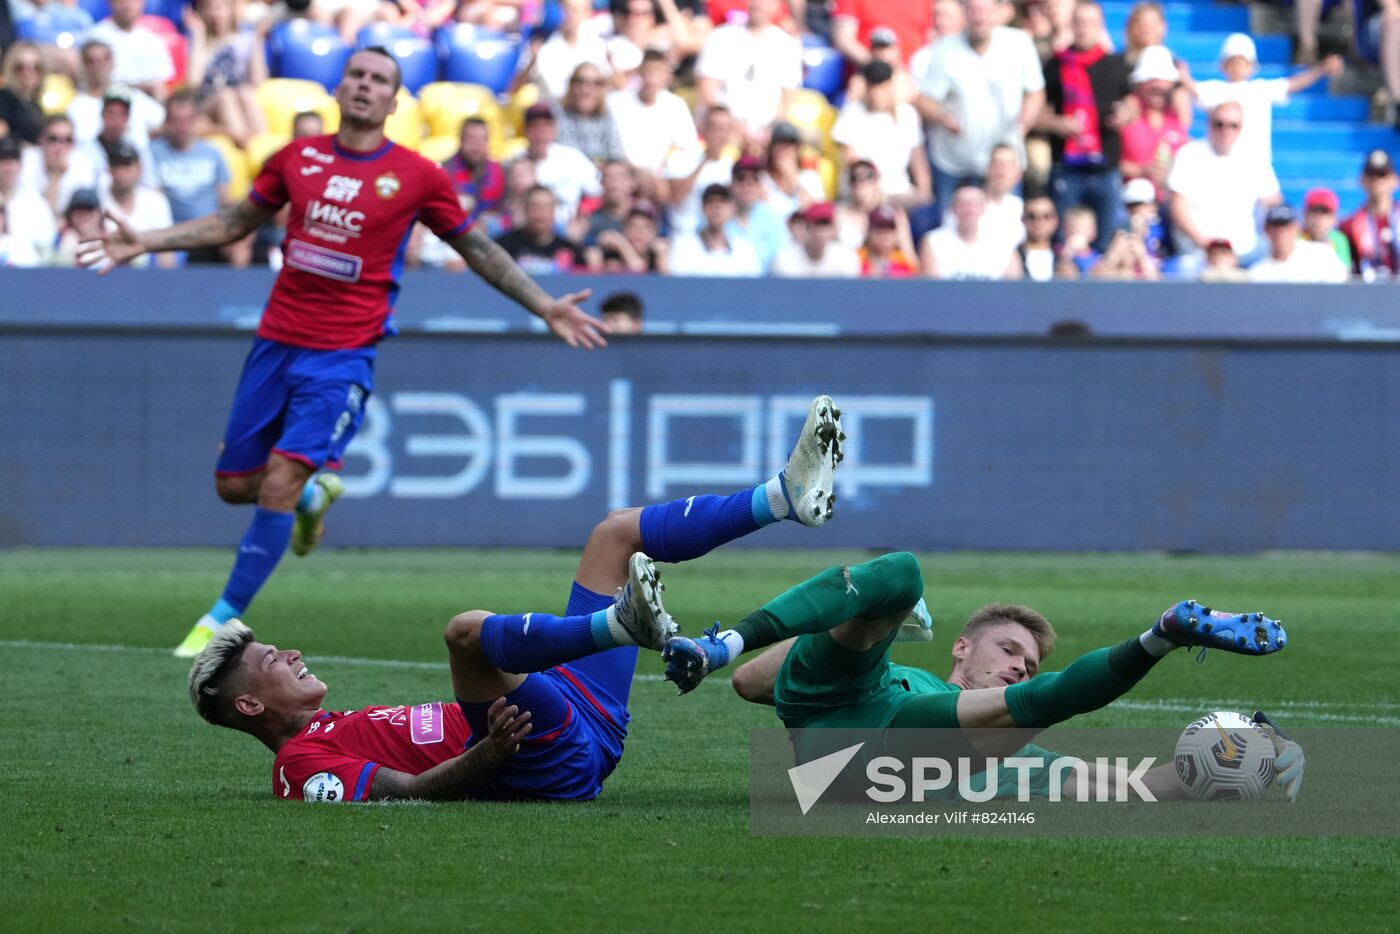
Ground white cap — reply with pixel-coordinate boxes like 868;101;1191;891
1130;45;1177;84
1122;178;1157;205
1219;33;1257;65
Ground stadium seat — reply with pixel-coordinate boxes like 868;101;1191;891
383;87;426;146
418;81;504;149
40;74;76;116
416;134;459;163
205;133;252;201
268;20;353;92
245;132;291;172
813;152;837;201
785;89;838;151
801;43;845;102
497;136;527;161
357;24;439;94
436;24;521;95
76;0;110;21
504;82;540;138
16;17;83;50
255;78;339;136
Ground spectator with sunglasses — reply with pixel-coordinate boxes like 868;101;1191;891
1018;195;1060;281
20;115;100;216
1339;149;1400;280
835;160;917;259
556;63;627;164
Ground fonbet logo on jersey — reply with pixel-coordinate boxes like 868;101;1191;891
303;772;345;803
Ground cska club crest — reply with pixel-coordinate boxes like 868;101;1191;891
374;172;401;199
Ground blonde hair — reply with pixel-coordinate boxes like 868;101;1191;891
959;603;1057;661
188;620;256;727
2;41;47;98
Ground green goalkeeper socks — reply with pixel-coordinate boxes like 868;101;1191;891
1003;637;1161;729
734;552;925;651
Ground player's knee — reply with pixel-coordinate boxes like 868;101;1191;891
444;611;491;655
870;551;924;609
257;467;308;511
588;507;643;552
731;661;773;705
215;474;256;504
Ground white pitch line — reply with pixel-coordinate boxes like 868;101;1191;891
3;639;1395;725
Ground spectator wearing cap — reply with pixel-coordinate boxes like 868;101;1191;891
663;105;737;234
1118;45;1189;204
608;50;701;189
835;159;918;259
1119;4;1193;125
920;181;1021;279
762;121;826;220
844;26;921;106
591;201;669;273
50;187;106;267
99;140;175;268
1300;188;1352;270
600;290;645;334
1018;195;1061;281
516;102;602;227
833;60;930;206
1167;101;1281;265
859;204;918;278
68;40;164;150
1339;149;1400;280
0;135;55;266
531;0;614;101
556;63;627;164
20;114;100;216
1120;177;1166;259
84;0;176;101
1248;205;1349;283
583;160;640;252
727;153;789;272
915;0;1044;223
831;0;932;68
695;0;802;143
1037;1;1131;254
669;182;762;276
1199;237;1246;283
1190;32;1342;170
150;90;244;266
0;41;47;144
78;88;158;188
493;184;583;274
443;117;506;228
772;202;860;277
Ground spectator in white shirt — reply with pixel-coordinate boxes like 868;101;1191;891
1167;100;1282;263
761;120;826;219
670;182;762;276
920;181;1022;279
1248;204;1350;283
915;0;1045;220
68;40;164;149
20;114;101;216
85;0;175;101
516;102;602;227
695;0;802;143
99;140;175;268
772;202;861;277
945;142;1025;248
0;135;56;266
532;0;612;101
608;49;700;190
664;104;737;234
832;59;929;205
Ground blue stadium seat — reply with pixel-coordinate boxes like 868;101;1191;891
436;25;521;95
801;43;845;102
357;24;439;94
268;20;353;92
1353;0;1380;62
76;0;110;22
144;0;188;29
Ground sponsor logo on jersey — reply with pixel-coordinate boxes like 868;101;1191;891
301;146;335;164
410;702;445;745
374;172;401;199
286;239;364;283
323;174;363;204
301;165;324;176
307;199;365;233
303;771;345;803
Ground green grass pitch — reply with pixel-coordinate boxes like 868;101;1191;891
3;547;1396;933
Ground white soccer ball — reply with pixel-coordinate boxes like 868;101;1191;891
1173;711;1276;801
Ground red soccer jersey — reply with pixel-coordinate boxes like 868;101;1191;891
273;702;473;802
250;136;473;350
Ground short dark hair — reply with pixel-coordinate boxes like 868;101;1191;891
641;48;669;67
166;88;198;111
701;182;733;202
352;45;402;92
525;183;557;202
601;291;643;319
460;115;489;135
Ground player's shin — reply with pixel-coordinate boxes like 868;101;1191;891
637;487;776;564
1003;638;1163;729
220;507;296;616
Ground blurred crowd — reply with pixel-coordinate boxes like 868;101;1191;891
2;0;1399;282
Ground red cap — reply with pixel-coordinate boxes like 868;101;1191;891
801;202;835;224
868;205;898;229
1303;188;1339;213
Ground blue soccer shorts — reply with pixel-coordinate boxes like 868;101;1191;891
216;338;374;477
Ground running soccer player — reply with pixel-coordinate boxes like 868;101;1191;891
186;396;844;802
662;561;1305;801
79;47;610;658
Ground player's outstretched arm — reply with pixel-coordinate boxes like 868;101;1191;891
78;199;277;273
451;227;610;349
369;697;532;802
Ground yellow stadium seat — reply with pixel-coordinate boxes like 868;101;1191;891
496;136;527;162
245;133;291;172
40;73;75;116
384;88;425;146
814;153;837;201
205;133;251;201
419;82;502;142
504;83;540;139
785;89;837;146
415;135;459;163
255;79;339;137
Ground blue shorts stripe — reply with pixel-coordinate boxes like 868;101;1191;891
353;761;377;801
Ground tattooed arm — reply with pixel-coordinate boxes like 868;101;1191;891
369;698;532;802
450;226;609;349
79;199;277;272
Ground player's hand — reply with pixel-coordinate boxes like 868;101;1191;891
484;696;532;759
77;211;145;274
1320;54;1344;77
541;288;610;349
1253;710;1305;802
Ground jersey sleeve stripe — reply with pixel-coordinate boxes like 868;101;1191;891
353;761;379;801
249;189;275;206
444;217;473;239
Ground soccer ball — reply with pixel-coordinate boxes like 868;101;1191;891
1173;711;1276;801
